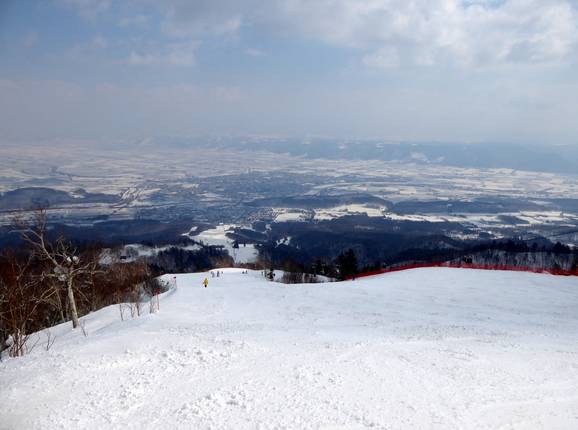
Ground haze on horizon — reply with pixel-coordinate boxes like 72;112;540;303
1;0;578;145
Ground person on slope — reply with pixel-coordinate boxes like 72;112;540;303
202;278;209;288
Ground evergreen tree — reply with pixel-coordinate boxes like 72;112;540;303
336;249;358;280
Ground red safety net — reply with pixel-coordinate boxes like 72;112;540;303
348;262;578;280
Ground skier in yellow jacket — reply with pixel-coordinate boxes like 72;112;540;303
202;278;209;288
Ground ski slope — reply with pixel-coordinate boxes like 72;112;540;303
2;268;578;430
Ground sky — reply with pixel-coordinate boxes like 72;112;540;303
1;0;578;144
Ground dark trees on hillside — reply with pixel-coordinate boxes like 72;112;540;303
312;257;334;277
148;246;233;274
336;249;358;280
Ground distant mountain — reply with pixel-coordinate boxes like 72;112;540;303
153;137;578;175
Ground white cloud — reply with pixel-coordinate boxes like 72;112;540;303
119;14;149;28
140;0;578;68
160;0;244;38
66;35;108;60
363;46;400;69
21;31;39;48
58;0;111;19
91;35;107;49
245;48;266;57
127;42;197;66
4;1;578;142
272;0;578;68
53;1;578;69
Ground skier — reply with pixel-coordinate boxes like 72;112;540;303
202;278;209;288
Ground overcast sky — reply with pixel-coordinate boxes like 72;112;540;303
1;0;578;144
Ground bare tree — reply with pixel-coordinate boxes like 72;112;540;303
18;209;97;329
0;252;54;357
1;210;159;358
106;259;150;320
44;277;66;323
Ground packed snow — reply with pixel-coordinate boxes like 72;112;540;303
2;268;578;429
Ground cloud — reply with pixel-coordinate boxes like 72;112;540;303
362;46;400;69
127;41;198;66
119;14;149;28
66;35;108;60
21;31;39;48
91;35;107;49
272;0;578;68
4;0;578;143
135;0;578;69
159;0;244;38
58;0;111;19
245;48;266;57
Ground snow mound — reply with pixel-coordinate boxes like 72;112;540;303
2;268;578;429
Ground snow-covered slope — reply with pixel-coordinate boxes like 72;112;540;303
187;224;258;264
2;268;578;430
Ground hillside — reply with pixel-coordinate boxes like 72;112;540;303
2;268;578;429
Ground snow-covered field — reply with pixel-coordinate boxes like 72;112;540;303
2;268;578;430
314;204;387;221
188;225;258;264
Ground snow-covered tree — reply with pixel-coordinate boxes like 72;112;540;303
336;249;358;280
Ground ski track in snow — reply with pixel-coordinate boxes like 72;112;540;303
1;268;578;430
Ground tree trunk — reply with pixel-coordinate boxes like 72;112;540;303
11;326;27;357
53;285;66;323
67;281;79;329
11;328;22;357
